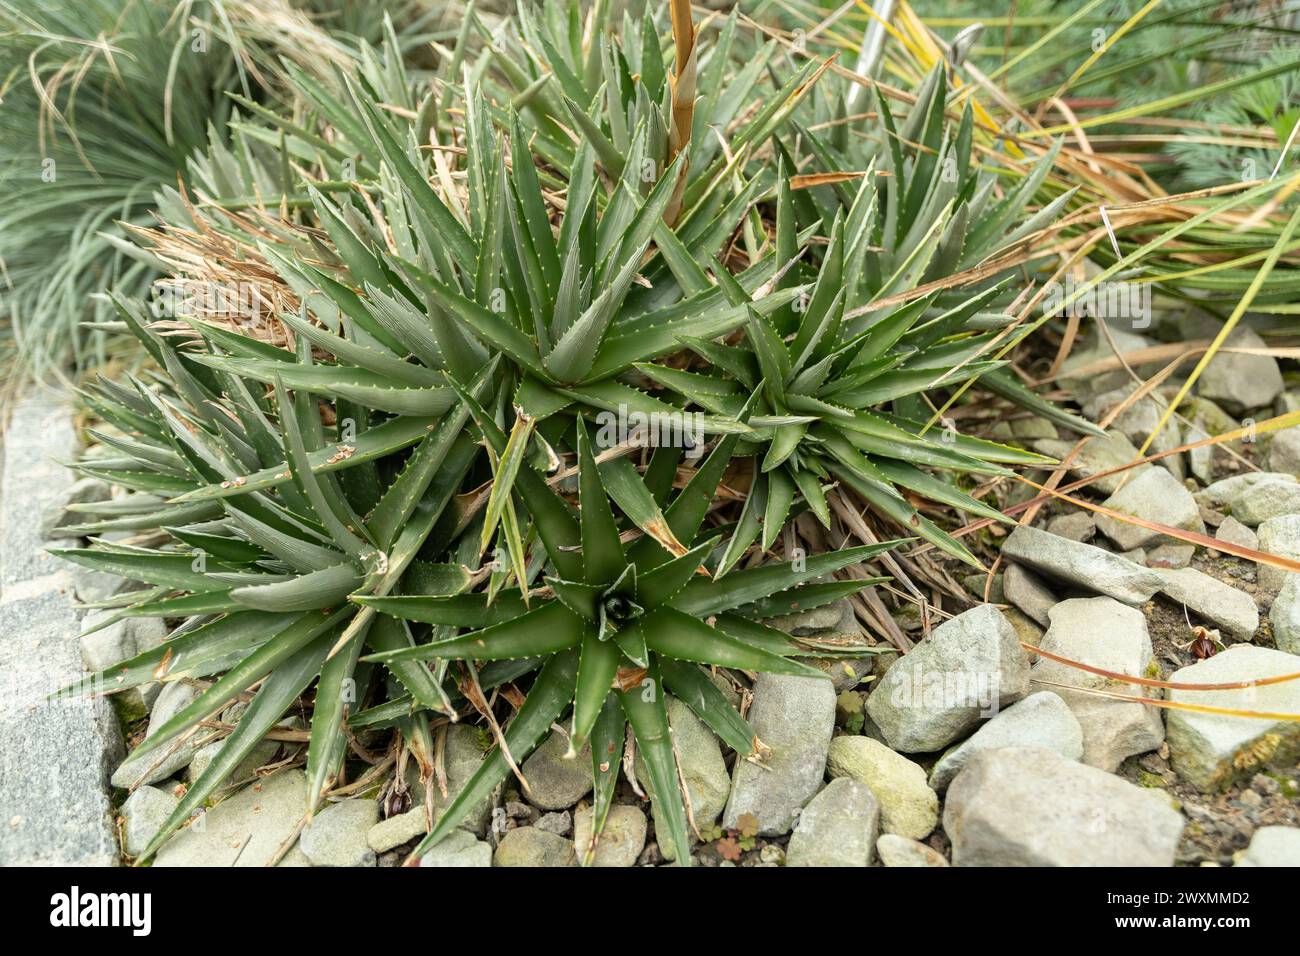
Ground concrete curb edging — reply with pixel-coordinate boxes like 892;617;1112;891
0;389;121;866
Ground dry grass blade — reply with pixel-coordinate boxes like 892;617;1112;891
923;409;1300;557
790;170;869;190
663;0;697;226
1031;679;1300;723
1018;409;1298;513
1014;476;1300;574
1053;340;1213;381
1026;644;1300;692
1036;0;1164;119
459;663;532;799
1138;201;1300;455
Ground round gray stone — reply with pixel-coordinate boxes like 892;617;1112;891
1032;432;1153;496
722;673;836;837
493;826;576;867
943;747;1184;866
1156;567;1259;640
120;785;180;859
1215;515;1258;551
1030;596;1165;772
1046;512;1096;543
929;691;1084;792
1004;563;1056;627
1001;524;1163;605
367;807;428;853
1198;472;1297;512
786;778;880;867
1167;645;1300;791
1234;477;1300;526
1196;325;1283;414
1257;514;1300;593
111;681;206;788
1096;468;1204;552
1271;575;1300;654
1267;427;1300;477
573;804;647;867
1235;826;1300;867
826;736;937;839
301;799;378;867
865;604;1029;753
521;731;593;810
876;833;949;867
153;769;308;867
418;829;491;867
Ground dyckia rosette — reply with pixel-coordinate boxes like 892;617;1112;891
642;66;1103;568
53;305;504;861
47;6;836;864
357;411;901;865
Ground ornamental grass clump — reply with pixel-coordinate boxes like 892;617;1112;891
0;0;405;379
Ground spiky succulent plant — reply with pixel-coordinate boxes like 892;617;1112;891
480;0;826;234
357;412;897;863
138;2;811;428
641;65;1104;567
49;2;872;864
58;309;500;858
52;2;1087;868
